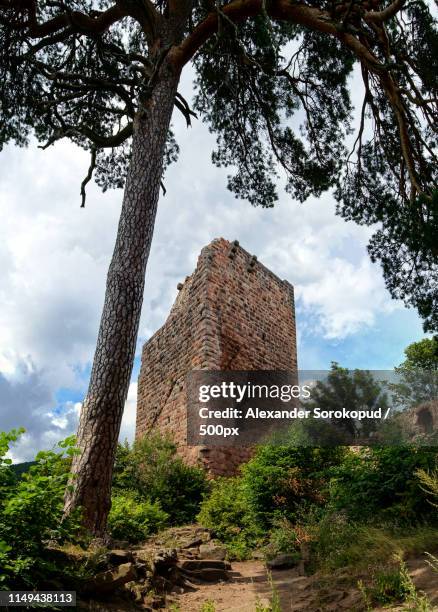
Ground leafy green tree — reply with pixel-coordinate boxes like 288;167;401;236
305;363;389;438
329;446;438;523
0;431;82;589
1;0;436;533
400;337;438;371
0;428;24;491
112;433;208;525
391;337;438;410
241;445;346;525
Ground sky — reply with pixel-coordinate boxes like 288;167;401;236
0;68;426;462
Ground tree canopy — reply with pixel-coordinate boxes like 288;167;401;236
391;336;438;408
399;336;438;370
1;0;437;329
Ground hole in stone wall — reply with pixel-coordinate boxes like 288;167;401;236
416;408;433;433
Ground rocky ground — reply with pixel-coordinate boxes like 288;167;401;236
55;525;438;611
172;557;438;611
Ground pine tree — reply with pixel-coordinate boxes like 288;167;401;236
1;0;436;533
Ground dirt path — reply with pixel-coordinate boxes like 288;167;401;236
170;561;278;611
169;558;438;612
169;561;361;611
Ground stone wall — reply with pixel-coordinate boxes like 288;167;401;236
136;238;297;476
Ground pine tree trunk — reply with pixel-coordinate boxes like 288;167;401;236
64;63;181;536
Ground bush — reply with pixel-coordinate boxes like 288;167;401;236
241;445;346;526
370;565;413;604
197;477;262;559
108;493;168;543
113;433;208;525
263;517;304;562
309;510;437;573
329;447;438;523
360;558;431;609
0;430;82;588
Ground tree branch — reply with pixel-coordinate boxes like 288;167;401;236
170;0;386;73
1;0;128;38
174;91;197;126
39;121;133;149
364;0;405;23
80;147;97;208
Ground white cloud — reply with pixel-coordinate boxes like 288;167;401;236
4;366;136;461
119;382;138;444
260;214;398;339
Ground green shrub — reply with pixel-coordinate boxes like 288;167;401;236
197;477;262;559
371;566;412;604
263;517;302;562
241;445;346;526
329;447;438;523
417;468;438;507
108;493;168;543
113;434;208;525
362;559;431;610
0;430;82;588
0;429;24;492
309;510;438;573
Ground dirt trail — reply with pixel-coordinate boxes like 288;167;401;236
170;558;438;612
169;560;359;611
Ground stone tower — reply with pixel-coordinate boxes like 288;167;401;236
136;238;297;476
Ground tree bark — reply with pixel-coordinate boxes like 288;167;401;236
64;62;181;536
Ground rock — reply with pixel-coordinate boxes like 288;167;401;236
153;548;178;571
83;562;137;595
180;538;203;549
143;594;166;609
179;559;231;583
266;553;299;569
44;546;86;567
251;549;265;560
183;567;230;583
179;548;198;559
123;580;146;603
110;539;130;549
134;548;153;565
178;559;231;571
109;550;133;565
199;543;227;560
170;586;185;595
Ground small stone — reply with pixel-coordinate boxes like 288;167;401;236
199;543;227;560
108;549;133;565
83;562;137;595
110;539;130;549
143;594;166;609
180;538;203;549
251;549;265;560
153;548;178;570
266;553;299;569
179;559;230;571
185;567;230;583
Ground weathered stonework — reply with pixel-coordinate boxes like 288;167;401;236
411;400;438;435
136;238;297;476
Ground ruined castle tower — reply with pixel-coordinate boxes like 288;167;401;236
136;238;297;476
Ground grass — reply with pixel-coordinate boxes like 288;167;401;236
312;519;438;574
358;557;431;611
254;571;281;612
199;600;216;612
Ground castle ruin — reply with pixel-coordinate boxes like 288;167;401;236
136;238;297;476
